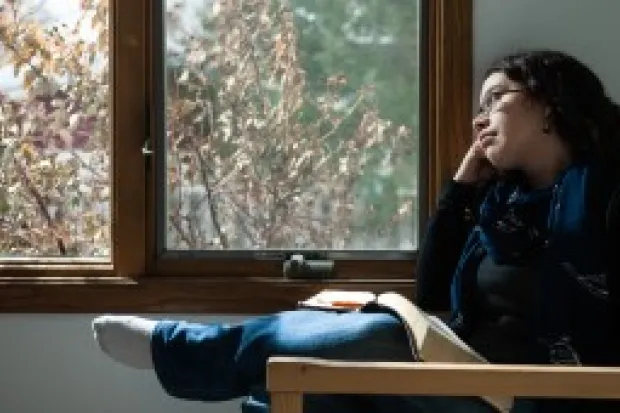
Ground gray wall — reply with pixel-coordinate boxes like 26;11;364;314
0;314;244;412
2;1;620;412
474;0;620;102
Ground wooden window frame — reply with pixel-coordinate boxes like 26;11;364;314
0;0;472;313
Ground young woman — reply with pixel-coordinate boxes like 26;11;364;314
93;49;620;413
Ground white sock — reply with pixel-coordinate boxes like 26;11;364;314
92;315;158;369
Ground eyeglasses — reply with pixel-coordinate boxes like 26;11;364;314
477;88;525;115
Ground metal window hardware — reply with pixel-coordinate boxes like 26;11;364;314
142;138;153;156
283;254;335;279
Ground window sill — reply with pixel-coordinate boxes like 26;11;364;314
0;276;415;313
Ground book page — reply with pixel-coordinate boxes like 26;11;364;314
298;290;377;311
427;315;483;358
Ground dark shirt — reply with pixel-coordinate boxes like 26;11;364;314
467;255;539;363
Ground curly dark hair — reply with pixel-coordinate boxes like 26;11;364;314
485;49;620;168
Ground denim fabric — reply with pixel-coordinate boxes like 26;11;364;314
150;309;510;413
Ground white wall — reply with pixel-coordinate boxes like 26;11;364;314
0;314;245;413
474;0;620;102
2;1;620;412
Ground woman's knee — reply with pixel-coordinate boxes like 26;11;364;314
269;310;413;360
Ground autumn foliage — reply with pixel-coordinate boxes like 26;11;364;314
0;0;109;256
0;0;416;257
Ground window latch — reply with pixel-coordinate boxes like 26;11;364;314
142;138;153;156
283;254;335;280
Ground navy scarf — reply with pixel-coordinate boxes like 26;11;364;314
477;176;554;265
450;163;615;364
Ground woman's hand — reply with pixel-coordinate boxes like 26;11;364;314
453;140;496;185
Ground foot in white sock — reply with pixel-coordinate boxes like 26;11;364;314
92;315;158;369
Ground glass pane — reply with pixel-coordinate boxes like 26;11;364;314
164;0;419;251
0;0;110;257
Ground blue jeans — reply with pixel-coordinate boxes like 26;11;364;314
150;309;517;413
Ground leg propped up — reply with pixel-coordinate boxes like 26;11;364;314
92;315;158;369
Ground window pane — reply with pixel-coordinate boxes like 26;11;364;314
164;0;419;251
0;0;110;257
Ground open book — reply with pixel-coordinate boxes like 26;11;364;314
299;290;513;413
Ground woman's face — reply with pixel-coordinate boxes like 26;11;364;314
473;72;548;171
